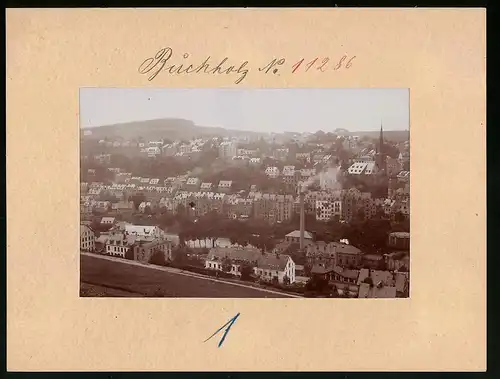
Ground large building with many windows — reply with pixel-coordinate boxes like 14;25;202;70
80;224;95;252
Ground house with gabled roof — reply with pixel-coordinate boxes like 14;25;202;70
200;182;213;192
218;180;233;193
205;247;296;284
285;230;313;244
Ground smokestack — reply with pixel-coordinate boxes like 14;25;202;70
299;190;305;250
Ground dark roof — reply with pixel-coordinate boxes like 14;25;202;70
208;247;262;262
363;254;384;261
358;283;397;298
357;269;394;286
257;254;291;271
332;266;359;279
331;242;362;255
311;265;333;275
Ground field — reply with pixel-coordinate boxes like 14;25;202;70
80;254;293;298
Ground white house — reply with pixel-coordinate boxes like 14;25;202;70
253;254;296;284
218;180;233;193
284;230;313;244
219;141;238;158
200;182;213;192
105;232;137;258
138;201;152;213
265;166;280;178
80;224;96;252
282;165;295;176
124;224;163;240
204;247;296;284
100;216;116;226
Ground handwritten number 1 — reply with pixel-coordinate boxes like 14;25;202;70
305;57;318;72
291;58;304;73
204;313;240;348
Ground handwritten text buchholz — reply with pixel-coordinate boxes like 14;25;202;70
138;48;356;84
138;47;249;84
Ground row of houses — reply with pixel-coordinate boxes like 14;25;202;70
80;223;173;264
203;243;409;298
82;178;409;223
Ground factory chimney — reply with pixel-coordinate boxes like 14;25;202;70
299;189;305;250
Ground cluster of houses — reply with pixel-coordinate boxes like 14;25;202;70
80;211;409;298
203;228;409;298
82;125;410;226
82;176;409;224
80;221;173;264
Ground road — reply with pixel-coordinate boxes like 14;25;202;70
80;252;301;298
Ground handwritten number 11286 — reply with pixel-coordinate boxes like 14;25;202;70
291;55;356;73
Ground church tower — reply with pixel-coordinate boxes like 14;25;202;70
376;123;387;174
375;123;389;198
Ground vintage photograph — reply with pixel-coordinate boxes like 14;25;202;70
80;88;410;298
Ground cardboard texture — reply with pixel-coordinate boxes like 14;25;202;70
6;8;486;371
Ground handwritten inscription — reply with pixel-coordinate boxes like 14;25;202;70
291;55;356;73
138;47;249;84
204;313;240;348
138;48;356;84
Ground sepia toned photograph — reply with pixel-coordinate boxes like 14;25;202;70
80;88;410;298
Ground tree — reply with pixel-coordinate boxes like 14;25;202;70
131;193;146;211
283;275;291;286
125;248;134;260
221;257;232;273
178;232;187;247
240;263;255;281
149;250;166;266
172;247;188;266
354;209;366;223
159;212;175;227
177;204;187;218
329;214;341;223
362;277;374;286
305;276;329;293
394;211;405;223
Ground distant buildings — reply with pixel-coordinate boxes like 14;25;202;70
253;193;294;223
315;200;342;221
218;180;233;193
103;224;172;263
273;148;289;161
265;166;280;178
219;141;238;158
80;128;409;298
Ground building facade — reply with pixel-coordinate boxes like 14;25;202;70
80;224;95;252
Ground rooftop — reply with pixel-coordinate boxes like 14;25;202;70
285;230;313;239
358;283;397;298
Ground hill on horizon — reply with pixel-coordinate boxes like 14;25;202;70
81;118;409;143
80;118;268;141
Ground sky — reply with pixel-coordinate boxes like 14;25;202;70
80;88;409;133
